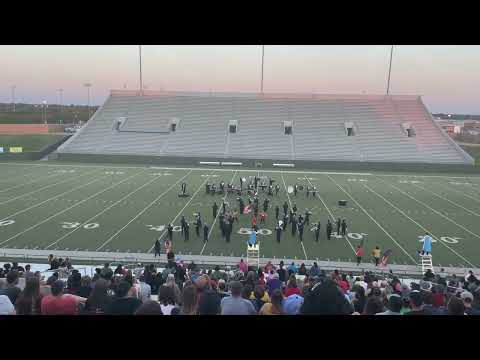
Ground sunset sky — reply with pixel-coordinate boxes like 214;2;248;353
0;45;479;113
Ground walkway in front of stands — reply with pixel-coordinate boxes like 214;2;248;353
0;247;477;277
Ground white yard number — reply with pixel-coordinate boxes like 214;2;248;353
348;179;368;182
399;180;421;184
105;171;124;175
146;225;165;232
55;170;75;173
237;228;272;236
347;232;368;240
440;236;460;244
61;222;99;229
0;220;15;227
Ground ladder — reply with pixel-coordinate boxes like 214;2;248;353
247;243;260;269
420;254;434;274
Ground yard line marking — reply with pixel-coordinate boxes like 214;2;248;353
0;170;67;194
148;171;216;254
432;181;480;204
376;176;480;241
325;174;417;264
409;183;480;217
96;170;193;251
0;166;53;185
0;171;144;247
303;175;356;254
363;183;476;268
281;171;308;261
200;170;237;256
0;171;85;206
0;169;102;222
45;171;169;249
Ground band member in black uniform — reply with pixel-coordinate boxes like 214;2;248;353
294;184;298;196
306;186;310;198
263;198;269;213
167;223;173;241
154;239;161;257
203;223;209;243
238;198;245;215
240;177;244;191
180;215;186;236
292;203;297;214
222;201;226;214
184;222;190;241
275;223;282;243
275;184;280;195
220;181;225;193
213;202;218;219
304;209;311;225
282;215;288;231
195;214;202;237
326;219;333;240
298;221;304;242
225;220;232;243
336;218;341;236
314;222;320;242
341;219;347;236
283;201;288;217
312;186;317;198
268;185;273;196
275;205;280;220
291;216;297;236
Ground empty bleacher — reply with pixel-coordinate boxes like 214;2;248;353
57;90;474;165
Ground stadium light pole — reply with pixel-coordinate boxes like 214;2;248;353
139;45;143;95
386;45;394;95
84;83;92;119
42;100;47;124
57;88;63;111
260;45;265;94
11;85;16;112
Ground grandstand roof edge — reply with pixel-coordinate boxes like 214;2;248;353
109;89;421;100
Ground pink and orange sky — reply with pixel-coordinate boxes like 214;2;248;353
1;45;479;113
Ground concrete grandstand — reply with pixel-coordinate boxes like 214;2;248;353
56;90;474;166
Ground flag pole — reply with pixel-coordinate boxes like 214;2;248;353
260;45;265;94
386;45;394;95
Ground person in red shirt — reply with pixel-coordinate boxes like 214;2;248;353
432;285;445;308
260;211;267;223
251;216;257;230
338;274;350;293
284;275;301;297
355;245;364;265
41;280;84;315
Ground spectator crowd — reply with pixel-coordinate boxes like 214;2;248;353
0;253;479;315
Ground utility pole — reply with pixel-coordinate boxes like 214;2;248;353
84;83;92;119
139;45;143;95
260;45;265;93
11;85;16;112
386;45;394;95
57;88;63;111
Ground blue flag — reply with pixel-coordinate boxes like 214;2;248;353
248;231;257;246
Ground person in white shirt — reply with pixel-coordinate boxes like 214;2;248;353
0;295;16;315
138;275;151;303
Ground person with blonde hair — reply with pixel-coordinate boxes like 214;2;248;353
259;289;284;315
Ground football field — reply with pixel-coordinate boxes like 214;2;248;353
0;161;480;269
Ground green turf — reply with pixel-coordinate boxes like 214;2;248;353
0;161;479;269
461;145;480;166
0;134;66;152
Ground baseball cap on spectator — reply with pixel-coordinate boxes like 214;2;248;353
460;291;474;302
283;294;304;315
